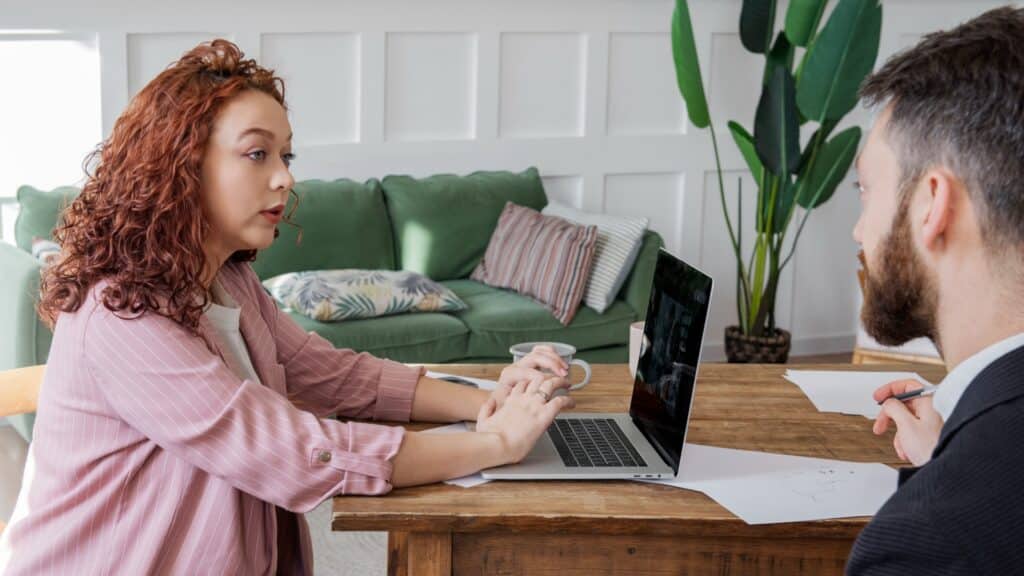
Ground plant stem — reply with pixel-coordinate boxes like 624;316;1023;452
736;177;748;333
710;123;753;328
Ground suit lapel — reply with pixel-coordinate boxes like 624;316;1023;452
933;345;1024;457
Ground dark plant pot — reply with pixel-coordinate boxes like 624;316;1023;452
724;326;792;364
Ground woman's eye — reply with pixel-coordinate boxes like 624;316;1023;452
247;150;266;162
282;152;296;167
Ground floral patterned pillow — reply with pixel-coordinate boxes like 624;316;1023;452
31;238;61;267
262;269;468;322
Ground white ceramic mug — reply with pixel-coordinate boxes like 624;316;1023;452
509;342;592;391
629;321;646;378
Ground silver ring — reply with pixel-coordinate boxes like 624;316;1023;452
535;390;551;402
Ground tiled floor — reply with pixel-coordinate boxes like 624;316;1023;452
306;500;387;575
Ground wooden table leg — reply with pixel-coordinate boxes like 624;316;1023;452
388;532;409;576
389;531;452;576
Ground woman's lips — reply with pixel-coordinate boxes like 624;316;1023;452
260;207;284;223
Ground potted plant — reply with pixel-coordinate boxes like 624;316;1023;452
670;0;882;362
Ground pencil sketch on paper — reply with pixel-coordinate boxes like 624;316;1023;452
784;467;858;503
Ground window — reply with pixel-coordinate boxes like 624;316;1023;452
0;32;101;244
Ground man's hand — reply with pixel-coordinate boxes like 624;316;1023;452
873;379;944;466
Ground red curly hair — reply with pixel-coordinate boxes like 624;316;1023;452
38;39;297;333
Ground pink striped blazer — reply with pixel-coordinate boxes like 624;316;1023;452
0;261;423;575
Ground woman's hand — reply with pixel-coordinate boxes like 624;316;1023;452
872;379;944;466
476;375;575;464
491;345;571;411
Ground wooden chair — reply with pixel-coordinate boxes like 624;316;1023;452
0;365;44;536
0;365;43;419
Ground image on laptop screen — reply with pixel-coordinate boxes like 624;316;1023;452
629;250;713;471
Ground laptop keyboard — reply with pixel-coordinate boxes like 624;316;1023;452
547;418;647;468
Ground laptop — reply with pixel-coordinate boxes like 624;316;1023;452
481;249;713;480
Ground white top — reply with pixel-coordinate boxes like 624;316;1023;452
933;331;1024;421
204;279;262;386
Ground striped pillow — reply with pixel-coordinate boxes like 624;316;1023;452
541;202;649;313
471;202;599;325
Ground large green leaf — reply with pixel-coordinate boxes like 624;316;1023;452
784;0;828;47
753;177;796;233
754;65;800;177
796;118;838;173
764;32;794;85
796;0;882;122
672;0;710;128
728;121;763;184
740;0;777;54
797;126;862;209
766;178;797;232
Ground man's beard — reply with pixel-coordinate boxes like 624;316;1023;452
860;200;940;348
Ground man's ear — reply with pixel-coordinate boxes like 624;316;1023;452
920;168;956;250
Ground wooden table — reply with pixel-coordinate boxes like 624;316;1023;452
332;363;947;576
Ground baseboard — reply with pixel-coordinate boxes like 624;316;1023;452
702;332;857;363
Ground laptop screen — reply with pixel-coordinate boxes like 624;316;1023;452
629;250;713;475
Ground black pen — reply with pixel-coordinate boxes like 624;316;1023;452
436;375;479;389
877;387;937;405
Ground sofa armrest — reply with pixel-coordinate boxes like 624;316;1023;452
0;242;47;442
618;230;664;320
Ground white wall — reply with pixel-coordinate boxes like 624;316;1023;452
1;0;1013;360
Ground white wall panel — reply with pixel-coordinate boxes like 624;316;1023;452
541;175;584;210
499;32;585;138
607;32;685;136
127;32;230;97
261;33;361;145
385;32;477;142
707;32;761;129
604;172;684;255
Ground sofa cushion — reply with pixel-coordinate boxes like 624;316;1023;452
251;178;395;280
264;269;467;322
541;202;649;314
14;185;80;252
470;202;599;326
443;279;637;359
381;167;547;281
288;310;469;364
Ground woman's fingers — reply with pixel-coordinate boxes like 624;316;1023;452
477;397;497;422
523;373;547;396
519;351;568;376
546;394;575;416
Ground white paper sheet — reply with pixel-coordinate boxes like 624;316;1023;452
784;370;935;419
425;370;499;391
643;444;899;524
418;431;897;523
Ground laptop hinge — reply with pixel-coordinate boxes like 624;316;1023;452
633;416;679;470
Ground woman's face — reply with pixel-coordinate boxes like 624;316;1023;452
200;89;295;267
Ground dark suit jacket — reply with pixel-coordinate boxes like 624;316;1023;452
846;344;1024;575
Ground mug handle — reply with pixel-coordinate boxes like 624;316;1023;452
569;359;591;391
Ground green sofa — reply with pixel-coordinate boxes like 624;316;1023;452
2;167;662;440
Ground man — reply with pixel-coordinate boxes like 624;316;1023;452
847;6;1024;574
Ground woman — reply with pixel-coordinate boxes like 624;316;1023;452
0;40;573;574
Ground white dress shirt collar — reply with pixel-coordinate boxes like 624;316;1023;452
933;331;1024;421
